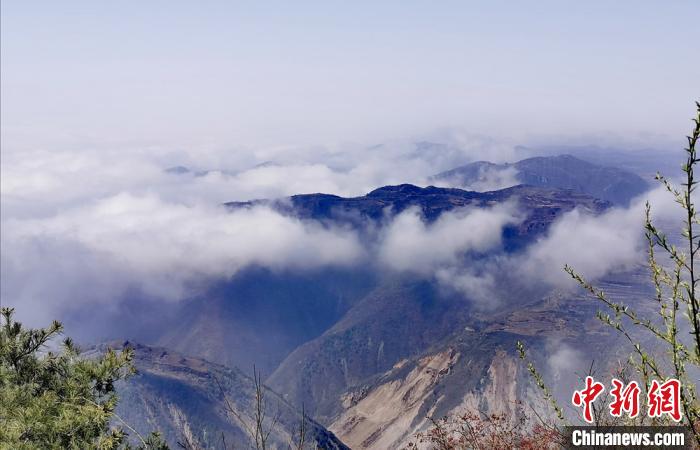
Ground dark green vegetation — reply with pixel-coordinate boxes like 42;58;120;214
0;308;167;449
0;309;347;449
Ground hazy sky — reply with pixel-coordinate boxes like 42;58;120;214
2;1;694;328
2;0;698;151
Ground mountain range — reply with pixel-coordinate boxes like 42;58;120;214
110;154;655;449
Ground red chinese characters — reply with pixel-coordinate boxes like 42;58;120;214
572;377;683;423
572;376;605;423
609;378;641;418
647;378;681;422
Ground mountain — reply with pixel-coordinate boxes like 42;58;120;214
226;183;608;250
135;181;651;449
273;268;653;448
96;342;349;449
156;267;377;375
155;185;607;376
431;154;650;205
513;145;682;181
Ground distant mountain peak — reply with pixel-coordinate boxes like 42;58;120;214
432;154;649;205
164;165;191;174
367;183;427;197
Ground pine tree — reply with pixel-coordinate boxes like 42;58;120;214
0;307;168;449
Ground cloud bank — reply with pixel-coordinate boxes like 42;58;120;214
1;138;518;322
0;137;676;325
433;165;520;192
377;203;522;273
2;196;365;322
518;186;676;287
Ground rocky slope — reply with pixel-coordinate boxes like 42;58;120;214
98;342;349;449
144;181;649;449
322;268;653;449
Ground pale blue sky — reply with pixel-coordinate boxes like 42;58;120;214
2;1;698;150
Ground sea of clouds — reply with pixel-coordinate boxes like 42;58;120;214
0;137;678;326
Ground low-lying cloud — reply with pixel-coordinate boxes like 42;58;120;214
377;203;521;273
375;185;676;306
1;135;518;219
434;165;520;192
1;137;519;323
0;135;676;326
375;203;522;305
518;186;676;287
2;194;366;323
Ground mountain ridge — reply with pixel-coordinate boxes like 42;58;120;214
225;183;609;252
431;154;649;205
89;341;350;450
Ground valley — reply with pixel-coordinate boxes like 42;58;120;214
109;154;662;448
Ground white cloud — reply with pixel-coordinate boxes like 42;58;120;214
1;134;520;205
547;342;585;383
465;166;519;192
377;204;521;273
375;204;523;306
1;134;677;325
434;267;498;306
1;194;365;323
1;137;523;323
373;185;679;305
433;165;520;192
517;186;677;287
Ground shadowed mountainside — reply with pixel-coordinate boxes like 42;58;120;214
226;183;608;251
157;268;377;375
95;342;349;449
283;268;653;449
157;185;608;377
133;179;657;449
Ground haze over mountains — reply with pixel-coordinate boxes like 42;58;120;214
1;143;677;448
431;154;649;205
88;153;666;448
3;3;696;447
156;183;607;372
